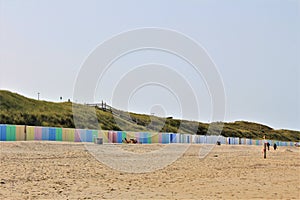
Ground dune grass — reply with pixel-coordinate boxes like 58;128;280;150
0;90;299;141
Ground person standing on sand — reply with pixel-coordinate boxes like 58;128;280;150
273;143;277;150
267;142;270;151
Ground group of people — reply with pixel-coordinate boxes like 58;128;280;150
122;138;138;144
122;137;281;149
266;142;277;150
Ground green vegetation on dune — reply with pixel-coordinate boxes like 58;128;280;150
0;90;299;141
0;90;74;127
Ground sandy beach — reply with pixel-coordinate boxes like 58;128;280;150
0;141;299;199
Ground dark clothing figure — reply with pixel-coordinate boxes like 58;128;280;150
130;138;138;144
123;138;138;144
267;142;270;151
273;143;277;150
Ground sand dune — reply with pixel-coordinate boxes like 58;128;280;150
0;141;299;199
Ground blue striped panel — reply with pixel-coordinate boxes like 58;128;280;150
117;131;123;143
42;127;49;140
0;125;6;141
86;130;93;142
49;128;56;141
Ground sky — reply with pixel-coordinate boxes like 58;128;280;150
0;0;299;130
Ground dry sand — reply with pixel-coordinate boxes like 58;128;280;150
0;141;299;199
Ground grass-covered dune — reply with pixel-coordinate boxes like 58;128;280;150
0;90;299;141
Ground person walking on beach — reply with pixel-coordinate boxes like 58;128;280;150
267;142;270;151
273;143;277;150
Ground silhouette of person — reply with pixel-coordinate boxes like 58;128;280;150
273;143;277;150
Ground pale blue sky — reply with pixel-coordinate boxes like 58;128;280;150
0;0;299;130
